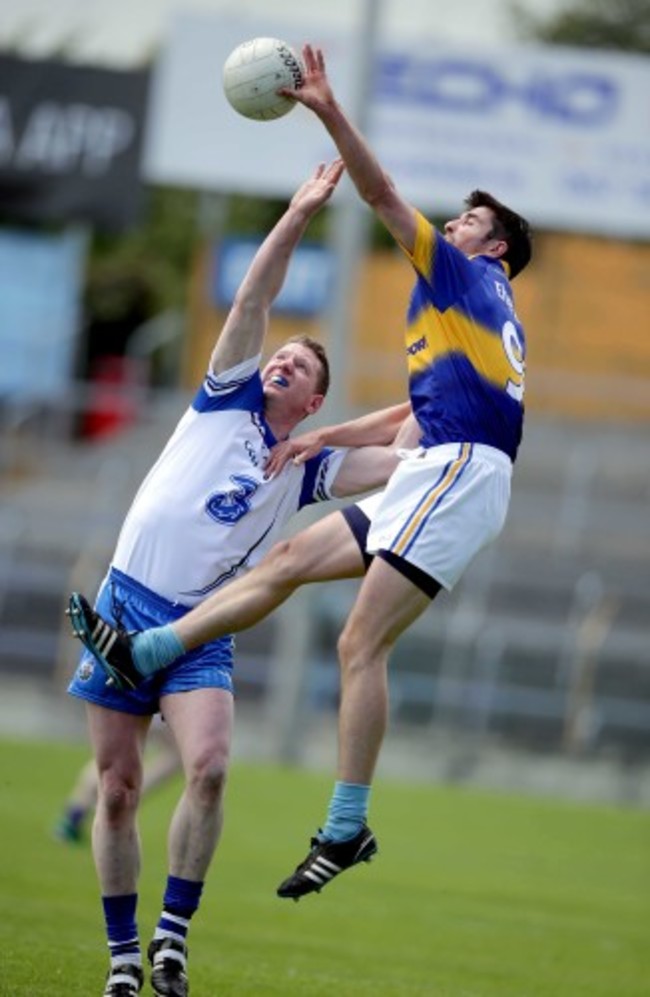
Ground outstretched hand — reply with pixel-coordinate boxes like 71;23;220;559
264;428;327;478
290;158;345;214
280;44;335;115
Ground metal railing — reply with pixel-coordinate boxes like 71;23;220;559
0;384;648;770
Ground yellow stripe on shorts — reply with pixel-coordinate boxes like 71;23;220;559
392;443;473;556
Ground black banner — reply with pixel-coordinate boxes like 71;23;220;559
0;54;149;230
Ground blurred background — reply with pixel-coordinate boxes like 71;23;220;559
0;0;649;806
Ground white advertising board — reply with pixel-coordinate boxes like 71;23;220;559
144;13;650;239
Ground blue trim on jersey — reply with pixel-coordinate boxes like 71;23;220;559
204;369;254;393
192;369;278;450
250;409;277;451
298;447;336;509
193;368;263;414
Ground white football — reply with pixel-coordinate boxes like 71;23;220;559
222;37;305;121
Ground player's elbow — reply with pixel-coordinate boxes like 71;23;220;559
363;173;397;211
230;293;267;325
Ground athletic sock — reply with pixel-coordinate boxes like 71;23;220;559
102;893;141;969
319;781;371;843
55;803;87;841
64;803;86;831
131;626;186;677
153;875;204;954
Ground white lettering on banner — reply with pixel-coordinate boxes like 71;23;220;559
502;320;525;402
0;99;135;175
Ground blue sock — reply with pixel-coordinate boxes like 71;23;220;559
64;803;86;831
102;893;141;968
154;875;204;946
131;626;186;677
319;781;371;843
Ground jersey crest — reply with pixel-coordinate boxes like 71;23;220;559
206;474;259;525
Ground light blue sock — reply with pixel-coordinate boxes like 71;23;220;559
319;781;371;843
131;626;186;677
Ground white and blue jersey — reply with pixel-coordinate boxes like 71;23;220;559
69;354;345;713
111;355;345;607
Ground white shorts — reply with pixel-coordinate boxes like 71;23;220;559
357;442;512;591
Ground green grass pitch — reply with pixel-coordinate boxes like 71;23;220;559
0;737;648;996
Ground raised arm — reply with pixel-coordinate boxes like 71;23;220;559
210;159;345;375
284;46;418;253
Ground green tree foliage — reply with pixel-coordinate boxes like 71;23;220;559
510;0;650;53
80;185;200;378
88;185;199;319
82;183;344;379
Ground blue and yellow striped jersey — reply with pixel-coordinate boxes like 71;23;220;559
402;210;526;462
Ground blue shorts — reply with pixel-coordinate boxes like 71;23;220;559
68;567;235;716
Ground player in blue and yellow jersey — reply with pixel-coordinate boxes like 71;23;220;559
268;43;532;897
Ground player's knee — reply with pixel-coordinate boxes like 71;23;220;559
337;621;390;673
98;768;140;824
186;747;229;808
265;538;304;587
337;626;363;670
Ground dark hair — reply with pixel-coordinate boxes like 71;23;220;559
466;190;532;279
286;334;331;396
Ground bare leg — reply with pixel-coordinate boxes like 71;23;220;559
160;688;234;881
336;558;433;783
275;558;434;899
174;509;365;649
54;756;100;842
86;704;151;895
61;756;99;814
141;722;181;795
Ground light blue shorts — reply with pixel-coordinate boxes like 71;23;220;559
68;567;235;716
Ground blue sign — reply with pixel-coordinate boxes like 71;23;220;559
212;238;333;316
0;227;86;399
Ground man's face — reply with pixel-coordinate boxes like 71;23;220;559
261;342;324;423
443;205;505;260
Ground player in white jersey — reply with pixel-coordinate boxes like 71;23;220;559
65;160;413;997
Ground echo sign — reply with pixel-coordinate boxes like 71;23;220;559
378;55;619;127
